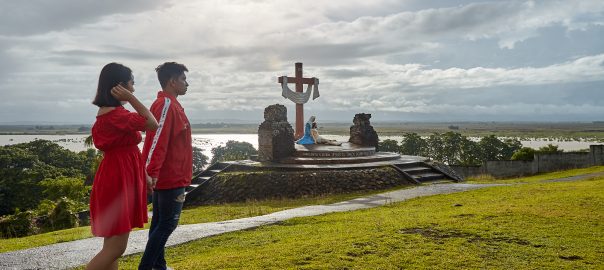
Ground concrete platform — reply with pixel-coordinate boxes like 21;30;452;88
293;142;376;157
226;155;428;170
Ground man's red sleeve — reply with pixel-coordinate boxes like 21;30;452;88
146;97;173;178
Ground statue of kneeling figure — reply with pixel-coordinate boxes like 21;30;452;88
296;116;341;146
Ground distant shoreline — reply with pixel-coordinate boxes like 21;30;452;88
0;122;603;139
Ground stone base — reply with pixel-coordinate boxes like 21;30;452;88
279;142;399;164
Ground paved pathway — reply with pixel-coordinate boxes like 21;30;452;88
1;172;602;270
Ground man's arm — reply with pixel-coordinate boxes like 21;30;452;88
146;97;173;180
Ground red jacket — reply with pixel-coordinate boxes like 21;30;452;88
142;91;192;189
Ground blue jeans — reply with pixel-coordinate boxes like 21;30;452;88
138;187;185;270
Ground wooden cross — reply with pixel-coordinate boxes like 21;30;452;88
278;62;317;139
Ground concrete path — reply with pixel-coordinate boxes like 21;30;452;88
1;172;601;270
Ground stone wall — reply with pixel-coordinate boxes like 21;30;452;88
257;104;295;161
349;113;379;149
451;145;604;179
185;167;409;206
448;165;483;178
484;160;535;178
535;152;591;173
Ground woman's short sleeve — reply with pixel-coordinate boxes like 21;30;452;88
112;108;147;131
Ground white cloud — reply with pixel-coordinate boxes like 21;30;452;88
0;0;603;123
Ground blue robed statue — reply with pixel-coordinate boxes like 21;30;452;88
296;116;316;145
296;116;341;146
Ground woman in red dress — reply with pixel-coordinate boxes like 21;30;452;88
87;63;158;270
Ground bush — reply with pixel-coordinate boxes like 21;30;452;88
511;147;536;161
0;210;37;238
44;197;80;231
378;139;400;153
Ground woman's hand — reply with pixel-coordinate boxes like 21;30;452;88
110;84;134;102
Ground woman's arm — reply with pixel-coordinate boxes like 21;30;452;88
111;85;159;131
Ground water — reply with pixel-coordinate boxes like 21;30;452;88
0;134;259;162
0;134;597;161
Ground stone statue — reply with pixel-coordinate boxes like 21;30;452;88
296;116;342;146
310;117;341;146
349;113;379;150
296;116;315;145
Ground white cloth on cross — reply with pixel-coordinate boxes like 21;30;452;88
280;76;320;104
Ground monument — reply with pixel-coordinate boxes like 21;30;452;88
278;62;320;139
183;62;462;207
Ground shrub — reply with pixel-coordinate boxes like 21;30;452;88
45;197;80;231
511;147;536;161
378;139;400;153
0;210;37;238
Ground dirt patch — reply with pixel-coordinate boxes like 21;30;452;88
558;255;583;261
398;226;538;247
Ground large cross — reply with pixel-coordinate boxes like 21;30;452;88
278;62;318;139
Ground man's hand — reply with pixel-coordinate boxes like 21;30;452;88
146;172;157;193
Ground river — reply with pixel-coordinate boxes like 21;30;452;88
0;134;598;162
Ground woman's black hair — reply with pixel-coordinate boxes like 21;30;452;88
92;62;132;107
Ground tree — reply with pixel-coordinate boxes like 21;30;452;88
502;138;522;160
0;147;42;215
0;141;87;216
378;139;400;153
192;146;209;172
399;133;426;156
458;139;481;166
511;147;536;161
210;141;258;164
538;144;562;154
39;177;89;205
15;139;86;173
479;135;505;161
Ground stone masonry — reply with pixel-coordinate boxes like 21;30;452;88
258;104;295;161
349;113;379;150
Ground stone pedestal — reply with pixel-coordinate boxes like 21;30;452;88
349;113;379;150
258;104;295;162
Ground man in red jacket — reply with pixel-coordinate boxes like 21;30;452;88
139;62;192;270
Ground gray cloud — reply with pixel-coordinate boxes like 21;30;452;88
1;0;603;124
0;0;166;36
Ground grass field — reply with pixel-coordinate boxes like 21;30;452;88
114;175;603;269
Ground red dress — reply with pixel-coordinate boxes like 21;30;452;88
90;106;148;237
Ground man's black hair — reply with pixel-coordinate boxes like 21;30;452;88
156;62;188;88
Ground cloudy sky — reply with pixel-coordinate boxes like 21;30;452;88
0;0;603;124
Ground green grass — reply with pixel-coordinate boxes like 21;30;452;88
115;177;604;269
0;188;410;253
466;165;604;184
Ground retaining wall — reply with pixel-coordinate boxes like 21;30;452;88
185;167;410;206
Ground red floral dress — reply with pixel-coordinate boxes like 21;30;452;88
90;106;148;237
